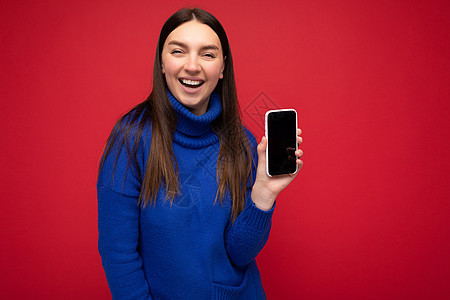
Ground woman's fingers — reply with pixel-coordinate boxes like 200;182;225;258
257;136;267;154
296;129;303;168
256;136;267;170
297;128;303;157
297;129;303;146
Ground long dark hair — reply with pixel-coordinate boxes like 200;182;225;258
98;8;253;222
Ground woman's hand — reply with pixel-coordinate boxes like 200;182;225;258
251;129;304;211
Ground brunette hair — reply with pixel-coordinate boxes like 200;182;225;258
98;8;253;222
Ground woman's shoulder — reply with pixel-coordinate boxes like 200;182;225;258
97;102;152;196
110;103;153;147
117;102;151;133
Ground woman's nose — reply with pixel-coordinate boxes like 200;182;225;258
184;56;201;73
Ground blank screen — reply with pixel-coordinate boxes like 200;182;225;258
267;110;297;175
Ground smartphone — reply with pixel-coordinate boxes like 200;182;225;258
265;109;298;176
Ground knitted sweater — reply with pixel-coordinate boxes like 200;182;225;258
97;91;274;299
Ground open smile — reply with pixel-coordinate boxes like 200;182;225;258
178;78;205;89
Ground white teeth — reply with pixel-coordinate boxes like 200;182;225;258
181;79;202;86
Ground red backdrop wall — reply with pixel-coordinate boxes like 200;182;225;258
1;0;449;299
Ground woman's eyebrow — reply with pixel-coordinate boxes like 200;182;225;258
168;40;219;51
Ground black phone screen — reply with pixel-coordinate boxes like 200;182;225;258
267;110;297;176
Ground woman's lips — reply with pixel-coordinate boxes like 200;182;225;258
179;78;204;87
178;78;205;93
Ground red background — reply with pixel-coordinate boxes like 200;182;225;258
1;0;450;299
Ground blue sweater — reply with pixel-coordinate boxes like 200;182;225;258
97;91;274;299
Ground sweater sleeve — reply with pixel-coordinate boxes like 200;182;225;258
97;117;152;299
224;128;275;267
97;186;152;300
224;200;275;267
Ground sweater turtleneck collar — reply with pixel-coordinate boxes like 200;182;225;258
167;90;222;148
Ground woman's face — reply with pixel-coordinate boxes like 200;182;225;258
161;20;225;115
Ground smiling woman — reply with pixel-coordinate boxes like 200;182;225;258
97;7;303;300
161;20;225;115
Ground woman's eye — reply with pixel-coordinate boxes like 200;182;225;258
171;49;183;54
203;53;216;58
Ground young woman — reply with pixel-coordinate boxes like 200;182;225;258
97;7;303;300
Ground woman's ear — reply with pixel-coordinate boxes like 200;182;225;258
219;56;226;79
161;63;165;74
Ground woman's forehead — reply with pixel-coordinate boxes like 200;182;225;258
165;21;222;51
